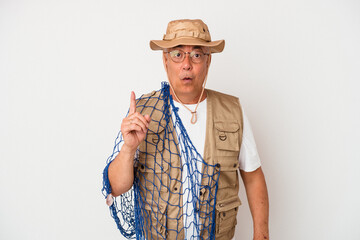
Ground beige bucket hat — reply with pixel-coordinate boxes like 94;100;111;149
150;19;225;53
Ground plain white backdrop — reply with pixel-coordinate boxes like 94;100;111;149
1;0;359;239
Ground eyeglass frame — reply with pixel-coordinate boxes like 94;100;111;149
164;48;211;64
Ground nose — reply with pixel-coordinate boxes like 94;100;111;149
182;53;192;71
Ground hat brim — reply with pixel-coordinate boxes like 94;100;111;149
150;38;225;53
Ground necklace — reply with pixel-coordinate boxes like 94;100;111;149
168;75;208;124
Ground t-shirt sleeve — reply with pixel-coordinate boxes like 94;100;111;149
238;106;262;172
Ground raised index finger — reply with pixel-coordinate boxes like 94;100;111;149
129;91;136;114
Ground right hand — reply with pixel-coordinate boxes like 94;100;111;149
121;91;151;152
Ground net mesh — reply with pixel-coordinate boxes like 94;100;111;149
102;82;220;239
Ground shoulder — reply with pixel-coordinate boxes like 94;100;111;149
135;90;161;108
206;88;244;129
137;90;160;102
135;89;165;119
206;89;241;106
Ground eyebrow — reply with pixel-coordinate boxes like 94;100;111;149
172;46;204;51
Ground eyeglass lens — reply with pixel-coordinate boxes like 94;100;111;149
169;50;208;63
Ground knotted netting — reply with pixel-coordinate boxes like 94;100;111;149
102;82;220;239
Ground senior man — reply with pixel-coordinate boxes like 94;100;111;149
103;19;269;240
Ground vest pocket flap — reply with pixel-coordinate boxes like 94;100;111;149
214;122;240;133
217;159;239;171
147;120;166;134
137;162;169;193
216;196;242;212
144;201;167;214
138;160;169;173
214;121;240;152
140;124;165;152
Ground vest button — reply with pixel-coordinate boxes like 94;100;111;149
174;187;178;191
216;163;221;168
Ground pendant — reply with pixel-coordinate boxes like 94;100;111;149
191;111;197;124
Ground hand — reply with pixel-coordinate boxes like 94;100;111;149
121;91;151;152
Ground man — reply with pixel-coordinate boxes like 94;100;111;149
103;19;269;240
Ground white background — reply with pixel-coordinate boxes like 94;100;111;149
1;0;359;239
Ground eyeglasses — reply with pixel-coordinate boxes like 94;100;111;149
165;49;210;63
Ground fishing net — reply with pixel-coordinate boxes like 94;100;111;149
102;82;220;239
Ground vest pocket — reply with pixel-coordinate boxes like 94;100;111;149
215;196;241;235
138;159;169;193
143;200;167;239
214;122;240;154
216;159;239;189
139;123;165;153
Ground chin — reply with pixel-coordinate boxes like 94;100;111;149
171;80;200;95
178;85;196;94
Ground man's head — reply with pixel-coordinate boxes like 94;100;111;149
162;45;211;102
150;19;225;103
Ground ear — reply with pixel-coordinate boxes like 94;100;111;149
162;51;168;72
206;53;212;69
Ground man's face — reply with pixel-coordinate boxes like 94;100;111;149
163;45;211;102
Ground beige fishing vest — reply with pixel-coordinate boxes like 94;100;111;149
136;88;243;240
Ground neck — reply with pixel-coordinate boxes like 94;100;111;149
170;89;207;104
